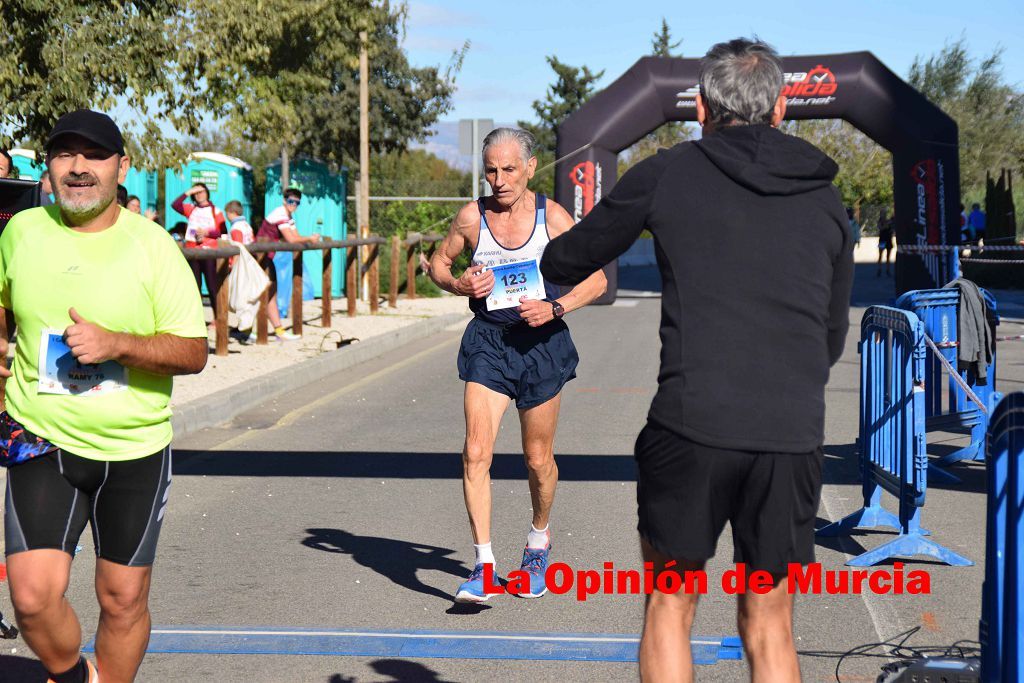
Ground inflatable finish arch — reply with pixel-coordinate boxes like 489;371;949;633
554;52;960;300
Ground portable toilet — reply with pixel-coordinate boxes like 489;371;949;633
165;152;253;233
265;157;348;298
124;168;159;214
9;149;43;181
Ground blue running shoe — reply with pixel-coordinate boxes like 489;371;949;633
517;545;550;598
455;563;501;603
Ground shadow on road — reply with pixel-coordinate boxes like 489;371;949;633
851;262;899;307
175;450;638;481
329;658;458;682
302;528;468;603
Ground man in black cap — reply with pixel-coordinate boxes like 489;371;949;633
542;39;853;682
1;110;208;683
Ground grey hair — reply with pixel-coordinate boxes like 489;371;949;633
699;38;783;126
481;127;536;164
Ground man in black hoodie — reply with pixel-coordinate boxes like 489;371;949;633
541;39;853;682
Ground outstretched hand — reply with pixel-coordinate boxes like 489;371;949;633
454;265;494;298
64;308;119;365
518;297;555;327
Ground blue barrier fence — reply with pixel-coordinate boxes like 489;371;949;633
895;288;999;473
817;306;972;566
980;392;1024;683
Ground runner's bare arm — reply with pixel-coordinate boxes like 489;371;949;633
281;226;322;243
429;203;495;298
64;308;207;375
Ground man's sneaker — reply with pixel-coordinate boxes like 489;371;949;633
517;545;550;598
455;563;500;603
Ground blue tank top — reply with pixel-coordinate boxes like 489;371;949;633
468;195;561;325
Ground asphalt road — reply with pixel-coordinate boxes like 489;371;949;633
2;263;1022;682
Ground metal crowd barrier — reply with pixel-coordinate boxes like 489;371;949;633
817;306;972;566
895;288;999;474
980;392;1024;682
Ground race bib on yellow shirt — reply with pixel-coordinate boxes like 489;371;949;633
37;329;127;396
485;259;546;311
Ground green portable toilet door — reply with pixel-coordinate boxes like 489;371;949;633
265;158;347;298
9;150;42;181
124;168;158;215
165;153;254;236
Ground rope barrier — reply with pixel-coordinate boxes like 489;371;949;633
923;333;988;415
899;245;1024;253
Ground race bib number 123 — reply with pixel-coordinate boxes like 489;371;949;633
485;259;545;311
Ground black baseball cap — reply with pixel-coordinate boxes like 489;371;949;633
46;109;125;156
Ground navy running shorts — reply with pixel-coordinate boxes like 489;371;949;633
635;421;823;578
458;317;579;409
5;446;173;567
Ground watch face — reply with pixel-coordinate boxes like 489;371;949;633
552;302;564;318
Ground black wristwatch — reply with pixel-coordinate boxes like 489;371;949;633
550;300;565;319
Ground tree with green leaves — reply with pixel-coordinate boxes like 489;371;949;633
518;57;604;195
189;0;372;179
0;0;195;167
300;10;467;168
621;19;694;174
1;0;463;180
191;0;463;184
908;38;1024;208
651;18;682;59
783;119;893;217
519;57;605;157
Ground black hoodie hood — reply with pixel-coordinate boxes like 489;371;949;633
694;123;838;196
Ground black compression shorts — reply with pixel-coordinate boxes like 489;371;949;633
4;446;172;566
635;422;822;578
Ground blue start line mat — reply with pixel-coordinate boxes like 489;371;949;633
86;626;744;664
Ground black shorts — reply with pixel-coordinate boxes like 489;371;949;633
635;422;822;576
458;317;579;409
5;446;172;566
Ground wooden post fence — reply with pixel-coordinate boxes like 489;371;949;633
180;235;399;352
389;235;400;308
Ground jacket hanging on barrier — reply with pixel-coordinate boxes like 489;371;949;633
943;277;994;384
227;242;270;331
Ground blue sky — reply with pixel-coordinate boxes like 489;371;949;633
403;0;1024;124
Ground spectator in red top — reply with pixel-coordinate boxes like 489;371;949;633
253;188;321;341
172;183;226;329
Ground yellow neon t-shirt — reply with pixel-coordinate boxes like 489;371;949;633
0;206;207;461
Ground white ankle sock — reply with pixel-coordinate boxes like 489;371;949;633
474;542;495;567
527;524;549;549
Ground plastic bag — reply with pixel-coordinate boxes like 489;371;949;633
227;242;270;330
